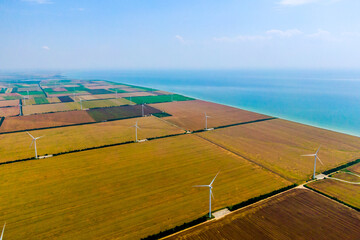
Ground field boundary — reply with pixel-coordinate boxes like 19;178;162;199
304;185;359;211
148;184;297;240
322;158;360;175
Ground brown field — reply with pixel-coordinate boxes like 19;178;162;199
348;162;360;174
0;110;95;133
149;100;270;131
0;134;290;240
0;116;184;163
22;102;81;115
0;99;19;107
47;97;61;103
197;119;360;182
0;106;20;117
166;189;360;240
80;98;132;109
47;92;89;97
73;94;98;101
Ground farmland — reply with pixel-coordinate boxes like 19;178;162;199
0;106;20;117
0;111;95;133
307;163;360;209
166;189;360;240
0;99;19;107
22;102;80;115
197;118;360;182
0;134;290;240
0;116;184;163
125;94;194;104
80;98;132;109
149;100;270;131
87;104;162;122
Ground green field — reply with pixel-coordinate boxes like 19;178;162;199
34;97;50;104
0;134;290;240
125;94;195;104
18;91;44;96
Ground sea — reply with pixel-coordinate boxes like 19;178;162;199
66;70;360;137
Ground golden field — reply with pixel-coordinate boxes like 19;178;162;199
0;134;290;239
166;189;360;240
197;119;360;182
149;100;270;131
0;116;183;163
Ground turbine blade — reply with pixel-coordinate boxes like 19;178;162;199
317;156;324;165
301;154;315;157
26;131;35;139
210;171;220;186
316;146;321;154
211;191;215;200
0;222;5;240
29;139;34;148
36;135;44;140
193;185;209;188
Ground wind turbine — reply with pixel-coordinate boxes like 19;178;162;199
27;132;43;159
80;99;83;110
0;222;5;240
141;104;145;117
193;171;220;218
131;120;140;142
204;112;211;130
302;146;323;179
115;89;118;99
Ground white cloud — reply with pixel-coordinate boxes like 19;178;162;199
307;29;331;38
213;35;271;42
42;46;50;50
22;0;53;4
266;29;303;37
175;35;185;43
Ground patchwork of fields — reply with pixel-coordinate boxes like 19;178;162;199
166;189;360;240
0;77;359;239
0;134;290;240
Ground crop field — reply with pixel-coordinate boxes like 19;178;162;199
166;188;360;240
0;99;19;107
34;97;49;104
348;162;360;174
80;98;132;109
86;88;113;94
0;106;20;117
0;116;184;163
307;163;360;209
22;102;81;115
125;94;194;104
17;91;44;96
0;111;95;133
87;104;162;121
58;96;74;102
0;134;290;239
149;100;270;131
197;119;360;182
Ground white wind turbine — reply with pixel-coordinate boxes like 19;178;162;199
131;120;140;142
0;222;5;240
204;112;211;130
27;132;43;159
193;171;220;218
302;146;323;179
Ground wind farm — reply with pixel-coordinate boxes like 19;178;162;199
0;76;359;239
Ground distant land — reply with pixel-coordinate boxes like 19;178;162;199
0;73;358;239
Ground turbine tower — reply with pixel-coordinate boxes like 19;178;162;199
27;132;43;159
193;171;220;218
132;120;140;142
302;146;323;179
204;112;211;130
141;104;145;117
115;89;118;99
0;222;5;240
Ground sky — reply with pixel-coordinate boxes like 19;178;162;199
0;0;360;70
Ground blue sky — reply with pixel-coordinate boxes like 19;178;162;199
0;0;359;70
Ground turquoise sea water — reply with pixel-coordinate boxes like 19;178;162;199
66;70;360;137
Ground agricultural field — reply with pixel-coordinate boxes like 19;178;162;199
0;99;19;107
166;189;360;240
80;98;132;109
307;163;360;209
0;134;290;240
149;100;270;131
0;116;184;163
0;111;95;133
0;106;20;117
22;102;81;115
197;119;360;182
125;94;194;104
87;104;162;122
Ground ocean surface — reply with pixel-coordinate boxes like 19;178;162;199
66;70;360;137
